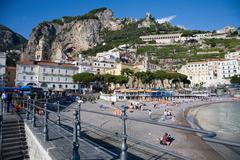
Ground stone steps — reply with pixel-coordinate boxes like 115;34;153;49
1;117;29;160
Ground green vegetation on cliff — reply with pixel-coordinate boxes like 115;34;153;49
82;22;183;55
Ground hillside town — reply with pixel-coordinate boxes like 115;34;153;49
1;13;240;99
1;3;240;160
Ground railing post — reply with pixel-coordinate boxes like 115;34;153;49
72;110;80;160
26;99;30;120
57;101;60;125
44;104;49;141
120;105;128;160
0;100;3;121
77;102;82;138
32;99;36;127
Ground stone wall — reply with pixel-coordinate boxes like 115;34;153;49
25;123;52;160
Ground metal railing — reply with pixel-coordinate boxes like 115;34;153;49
1;98;240;160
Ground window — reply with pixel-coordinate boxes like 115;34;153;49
52;69;54;73
23;66;26;71
43;77;45;81
53;84;55;88
23;76;26;79
58;77;60;81
30;76;33;80
73;85;76;88
31;67;33;71
43;68;46;73
65;78;67;82
59;85;62;88
65;70;68;74
65;85;68;88
51;77;53;81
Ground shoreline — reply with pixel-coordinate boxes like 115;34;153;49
61;98;240;160
181;99;240;160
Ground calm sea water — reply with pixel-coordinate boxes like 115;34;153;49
195;102;240;142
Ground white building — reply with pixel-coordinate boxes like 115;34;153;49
217;26;237;34
16;61;78;91
178;59;240;87
219;59;239;79
96;48;120;62
140;33;182;44
0;52;6;87
192;33;212;40
76;63;96;74
225;51;240;60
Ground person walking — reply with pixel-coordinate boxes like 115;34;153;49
148;110;152;120
1;92;7;112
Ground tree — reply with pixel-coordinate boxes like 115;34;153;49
121;68;134;77
230;75;240;84
139;71;154;89
72;72;96;91
121;68;134;87
116;75;129;87
153;70;167;88
72;72;96;85
134;72;143;88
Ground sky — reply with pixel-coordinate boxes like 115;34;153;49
0;0;240;39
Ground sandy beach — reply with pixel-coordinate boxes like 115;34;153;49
60;97;240;160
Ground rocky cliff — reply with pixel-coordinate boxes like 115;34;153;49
0;24;27;66
24;8;122;61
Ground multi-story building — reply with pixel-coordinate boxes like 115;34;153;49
105;63;137;75
178;59;240;87
96;48;120;62
6;66;16;87
225;51;240;60
0;52;6;87
219;59;239;79
16;60;78;91
91;61;115;74
140;33;182;44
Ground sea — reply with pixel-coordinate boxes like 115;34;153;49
194;102;240;142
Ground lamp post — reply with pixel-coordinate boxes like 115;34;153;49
72;110;80;160
77;100;83;138
120;105;128;160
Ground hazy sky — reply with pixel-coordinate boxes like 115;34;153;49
0;0;239;38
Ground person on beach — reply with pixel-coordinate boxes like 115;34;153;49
148;110;152;120
159;133;175;145
171;116;176;121
153;104;157;109
167;110;172;116
164;109;168;119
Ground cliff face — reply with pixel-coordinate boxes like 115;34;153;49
0;24;27;66
24;8;122;61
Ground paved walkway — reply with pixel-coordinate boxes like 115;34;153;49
1;111;114;160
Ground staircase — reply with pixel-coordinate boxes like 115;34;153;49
1;118;29;160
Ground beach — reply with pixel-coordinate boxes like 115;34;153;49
60;97;240;160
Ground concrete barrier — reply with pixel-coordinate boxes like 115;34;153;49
25;123;52;160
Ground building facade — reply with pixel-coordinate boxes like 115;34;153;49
6;66;16;87
96;48;120;62
178;59;240;87
16;61;78;91
0;52;6;87
225;51;240;60
140;33;182;44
